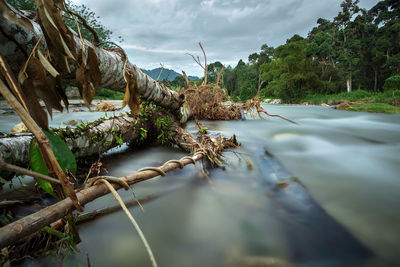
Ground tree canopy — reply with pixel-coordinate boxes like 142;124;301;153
218;0;400;102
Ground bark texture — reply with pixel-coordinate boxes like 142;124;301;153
0;113;150;166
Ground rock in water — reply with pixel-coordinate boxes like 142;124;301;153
96;102;118;111
11;122;29;133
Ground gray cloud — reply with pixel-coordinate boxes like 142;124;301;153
72;0;378;77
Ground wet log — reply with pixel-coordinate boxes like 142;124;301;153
0;113;152;167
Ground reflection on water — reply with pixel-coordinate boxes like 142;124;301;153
9;104;400;266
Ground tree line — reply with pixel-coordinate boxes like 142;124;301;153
172;0;399;103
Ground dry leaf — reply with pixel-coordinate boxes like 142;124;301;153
87;47;102;86
37;50;59;78
122;71;140;116
0;0;34;31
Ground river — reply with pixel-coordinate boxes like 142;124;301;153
2;104;400;266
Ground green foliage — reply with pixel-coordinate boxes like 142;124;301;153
139;128;147;142
341;103;400;113
5;0;36;10
221;0;400;103
29;131;77;195
300;89;400;105
155;116;173;145
170;76;186;89
383;75;400;91
94;88;124;100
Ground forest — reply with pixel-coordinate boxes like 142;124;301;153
171;0;400;104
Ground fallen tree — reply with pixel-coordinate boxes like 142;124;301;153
0;105;165;167
0;0;189;122
0;0;289;263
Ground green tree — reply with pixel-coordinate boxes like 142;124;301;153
260;36;321;102
334;0;362;92
5;0;120;44
170;75;186;89
207;61;224;84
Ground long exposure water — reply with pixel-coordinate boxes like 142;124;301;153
2;104;400;266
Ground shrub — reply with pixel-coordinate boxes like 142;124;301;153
383;75;400;91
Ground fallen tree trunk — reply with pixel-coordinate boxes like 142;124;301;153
0;112;151;167
0;2;189;121
0;126;238;249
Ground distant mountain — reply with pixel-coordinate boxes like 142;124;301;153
144;68;199;81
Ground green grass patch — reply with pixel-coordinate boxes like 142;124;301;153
300;90;400;106
340;103;400;114
94;88;124;100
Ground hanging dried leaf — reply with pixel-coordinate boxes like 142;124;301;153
76;66;95;110
59;32;76;60
36;0;76;72
43;5;58;30
26;57;63;118
20;79;49;129
0;0;34;31
37;50;59;78
87;47;102;86
122;71;140;116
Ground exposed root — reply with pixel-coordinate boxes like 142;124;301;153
181;84;240;120
241;97;297;124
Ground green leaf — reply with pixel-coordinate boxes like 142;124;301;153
29;131;77;195
29;139;54;195
43;130;77;174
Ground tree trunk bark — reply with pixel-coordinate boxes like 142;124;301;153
346;77;352;93
0;111;159;167
0;7;189;121
374;69;378;92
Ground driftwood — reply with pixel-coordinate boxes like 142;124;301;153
0;127;238;248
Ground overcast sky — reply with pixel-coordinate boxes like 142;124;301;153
72;0;378;77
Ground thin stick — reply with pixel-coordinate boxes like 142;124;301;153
97;179;158;267
258;109;297;124
198;42;208;85
0;157;61;184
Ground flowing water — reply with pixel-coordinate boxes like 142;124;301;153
2;104;400;266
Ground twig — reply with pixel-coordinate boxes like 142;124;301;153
76;194;158;224
156;63;164;81
0;157;61;185
258;109;297;124
96;179;158;267
64;8;100;45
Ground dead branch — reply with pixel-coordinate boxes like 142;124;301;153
186;42;208;85
0;157;60;184
182;71;191;89
0;128;238;249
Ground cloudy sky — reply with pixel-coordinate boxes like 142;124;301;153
72;0;378;77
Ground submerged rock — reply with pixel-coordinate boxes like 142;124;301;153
11;122;29;133
96;102;118;112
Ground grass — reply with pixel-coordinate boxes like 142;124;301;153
94;88;124;100
300;90;400;106
339;103;400;114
